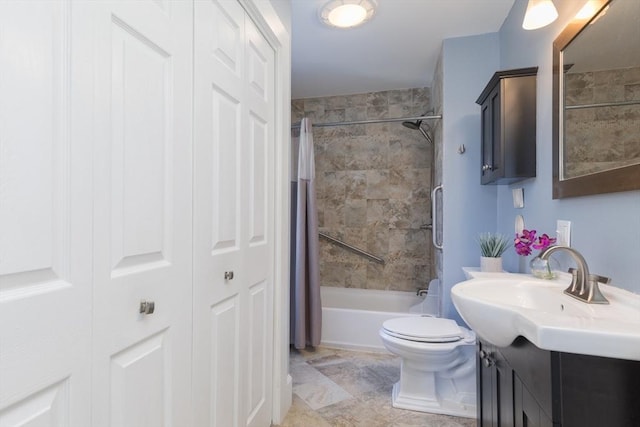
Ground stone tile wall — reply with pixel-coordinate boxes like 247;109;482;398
292;88;434;292
564;66;640;178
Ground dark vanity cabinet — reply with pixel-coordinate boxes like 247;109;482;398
477;337;640;427
476;67;537;185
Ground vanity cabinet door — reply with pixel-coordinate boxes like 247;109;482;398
478;341;497;427
478;341;515;427
495;349;515;427
514;376;554;427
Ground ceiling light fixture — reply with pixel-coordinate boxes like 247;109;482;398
319;0;377;29
522;0;558;30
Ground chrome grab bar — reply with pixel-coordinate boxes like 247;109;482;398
431;185;443;250
319;232;385;265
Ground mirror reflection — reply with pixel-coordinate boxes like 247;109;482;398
561;0;640;180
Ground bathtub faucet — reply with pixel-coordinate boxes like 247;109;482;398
416;288;428;296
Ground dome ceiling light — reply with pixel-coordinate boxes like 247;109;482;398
319;0;377;29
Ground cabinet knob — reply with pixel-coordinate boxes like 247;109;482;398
224;271;234;281
479;349;495;367
139;300;155;315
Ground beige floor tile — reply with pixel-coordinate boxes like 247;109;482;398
280;347;477;427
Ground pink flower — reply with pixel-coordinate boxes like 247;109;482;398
514;239;533;256
514;229;556;256
532;233;557;251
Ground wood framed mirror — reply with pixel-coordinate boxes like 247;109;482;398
552;0;640;199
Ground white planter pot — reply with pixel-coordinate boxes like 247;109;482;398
480;256;503;273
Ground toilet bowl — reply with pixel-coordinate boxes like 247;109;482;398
379;316;476;418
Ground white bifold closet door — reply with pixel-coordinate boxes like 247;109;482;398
192;1;276;427
0;2;93;425
90;2;193;427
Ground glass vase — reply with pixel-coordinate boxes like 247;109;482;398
529;256;558;279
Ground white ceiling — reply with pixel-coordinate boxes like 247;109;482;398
291;0;515;99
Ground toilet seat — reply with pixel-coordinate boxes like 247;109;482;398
382;317;466;343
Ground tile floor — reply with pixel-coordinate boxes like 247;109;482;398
276;347;476;427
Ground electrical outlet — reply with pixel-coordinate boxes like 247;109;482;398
557;220;571;246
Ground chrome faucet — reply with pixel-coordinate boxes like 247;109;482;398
538;245;610;304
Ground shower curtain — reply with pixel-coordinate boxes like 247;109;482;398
290;117;321;349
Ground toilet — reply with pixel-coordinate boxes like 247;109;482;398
379;315;476;418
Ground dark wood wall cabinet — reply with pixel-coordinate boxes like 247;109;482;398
476;67;538;185
477;337;640;427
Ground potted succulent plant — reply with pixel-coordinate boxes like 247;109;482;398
477;232;511;272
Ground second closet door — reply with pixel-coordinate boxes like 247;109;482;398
91;2;193;426
193;1;275;426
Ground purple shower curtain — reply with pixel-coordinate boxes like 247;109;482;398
290;117;321;349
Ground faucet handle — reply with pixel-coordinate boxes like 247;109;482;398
566;268;580;293
585;274;611;304
589;273;611;285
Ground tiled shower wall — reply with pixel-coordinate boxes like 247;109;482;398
291;88;434;293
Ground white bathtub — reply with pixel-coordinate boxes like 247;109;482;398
320;285;440;352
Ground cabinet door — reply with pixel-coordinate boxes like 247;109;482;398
479;342;516;427
193;1;275;426
514;376;553;427
0;2;92;425
478;342;497;427
91;2;193;426
480;86;502;184
495;349;515;427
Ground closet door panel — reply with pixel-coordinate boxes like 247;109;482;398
109;333;168;427
194;2;275;426
109;18;172;274
193;1;245;425
0;2;92;425
210;296;241;427
211;87;242;253
242;18;275;427
91;2;192;426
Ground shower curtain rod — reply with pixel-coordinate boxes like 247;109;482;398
291;114;442;129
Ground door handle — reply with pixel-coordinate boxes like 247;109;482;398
139;300;155;315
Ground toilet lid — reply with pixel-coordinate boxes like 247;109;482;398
382;317;465;343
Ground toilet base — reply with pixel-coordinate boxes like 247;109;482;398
391;381;476;418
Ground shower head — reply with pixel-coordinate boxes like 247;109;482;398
402;119;422;130
402;118;433;144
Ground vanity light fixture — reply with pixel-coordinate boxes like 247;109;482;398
575;1;609;22
575;0;601;19
319;0;377;29
522;0;558;30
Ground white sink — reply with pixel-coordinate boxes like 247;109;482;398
451;274;640;361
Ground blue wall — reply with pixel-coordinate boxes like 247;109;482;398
441;33;501;322
441;0;640;322
496;0;640;292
